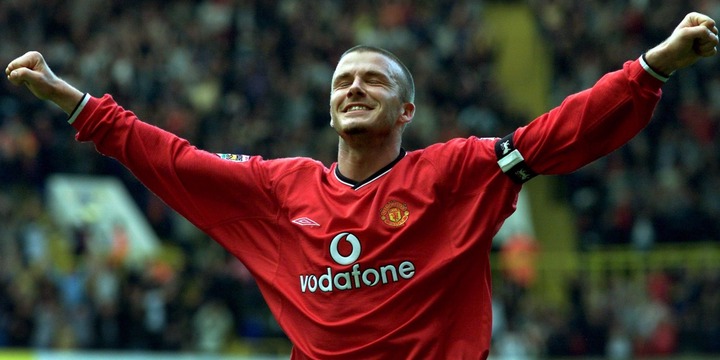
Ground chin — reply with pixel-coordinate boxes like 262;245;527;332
340;125;370;136
333;117;368;134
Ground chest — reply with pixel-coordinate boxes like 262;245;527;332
276;167;447;275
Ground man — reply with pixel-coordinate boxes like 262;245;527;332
6;11;718;359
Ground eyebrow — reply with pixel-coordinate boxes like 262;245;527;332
332;70;393;86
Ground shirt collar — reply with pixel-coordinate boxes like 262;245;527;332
335;148;406;190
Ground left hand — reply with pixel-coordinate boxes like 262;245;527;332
645;12;719;75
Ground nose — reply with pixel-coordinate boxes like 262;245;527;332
346;77;366;98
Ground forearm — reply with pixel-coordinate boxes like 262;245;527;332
50;78;85;115
73;95;224;228
71;95;278;229
515;59;663;175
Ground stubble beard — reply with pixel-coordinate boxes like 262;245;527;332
341;123;371;136
331;112;369;136
333;114;393;145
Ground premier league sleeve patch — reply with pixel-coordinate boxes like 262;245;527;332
216;153;251;162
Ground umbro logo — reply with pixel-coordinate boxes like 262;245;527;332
292;217;320;226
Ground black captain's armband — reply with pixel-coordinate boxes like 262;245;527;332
494;132;537;184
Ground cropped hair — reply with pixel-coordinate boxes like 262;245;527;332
340;45;415;103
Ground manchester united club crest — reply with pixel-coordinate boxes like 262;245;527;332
380;200;409;227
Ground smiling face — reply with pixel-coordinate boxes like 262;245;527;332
329;51;414;140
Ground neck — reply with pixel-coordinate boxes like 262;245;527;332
336;137;403;182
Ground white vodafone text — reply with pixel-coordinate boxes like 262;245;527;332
299;232;416;293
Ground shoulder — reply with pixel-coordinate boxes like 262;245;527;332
411;136;499;164
263;156;327;170
218;153;325;169
402;136;511;195
402;136;502;181
259;156;329;178
214;153;328;184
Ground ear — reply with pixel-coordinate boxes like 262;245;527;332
399;102;415;125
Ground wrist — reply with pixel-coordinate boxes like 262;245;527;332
643;46;677;79
640;53;672;82
51;80;85;114
67;93;90;125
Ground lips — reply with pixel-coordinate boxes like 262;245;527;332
342;103;374;113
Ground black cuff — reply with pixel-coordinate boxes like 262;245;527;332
495;132;537;184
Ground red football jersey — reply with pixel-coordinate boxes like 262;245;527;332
69;59;662;359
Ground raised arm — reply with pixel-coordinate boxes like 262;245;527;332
501;12;718;180
5;51;280;231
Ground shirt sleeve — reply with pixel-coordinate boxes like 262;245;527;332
513;58;664;175
70;94;280;230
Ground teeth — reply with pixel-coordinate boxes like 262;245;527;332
348;105;369;111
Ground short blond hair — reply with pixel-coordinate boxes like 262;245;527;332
339;45;415;103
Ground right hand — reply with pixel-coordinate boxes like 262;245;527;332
6;51;84;114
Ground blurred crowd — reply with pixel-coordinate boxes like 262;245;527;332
0;0;719;358
492;267;720;359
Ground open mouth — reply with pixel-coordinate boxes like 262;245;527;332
343;104;373;113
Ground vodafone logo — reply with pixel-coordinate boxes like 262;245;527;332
299;232;416;293
330;232;361;265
